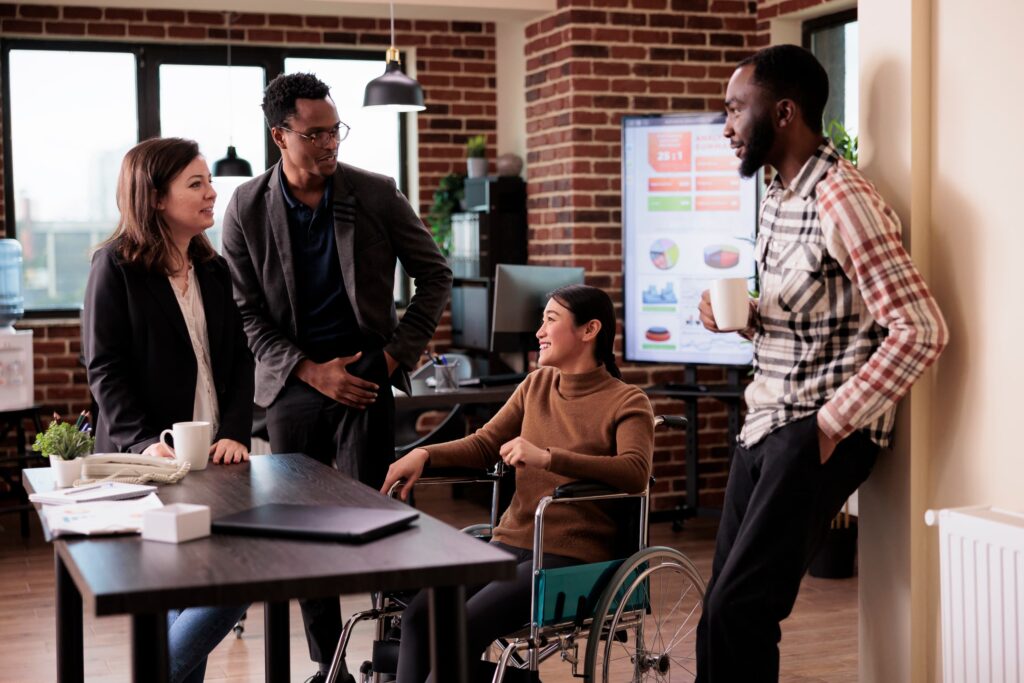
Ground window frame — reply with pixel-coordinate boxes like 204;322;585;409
801;8;858;49
1;38;411;316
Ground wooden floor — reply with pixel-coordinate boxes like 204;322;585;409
0;489;858;683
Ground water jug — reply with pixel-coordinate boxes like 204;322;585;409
0;239;24;329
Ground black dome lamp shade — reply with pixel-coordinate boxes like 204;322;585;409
213;146;252;177
363;3;426;113
213;12;254;178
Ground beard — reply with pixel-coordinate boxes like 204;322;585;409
739;113;775;178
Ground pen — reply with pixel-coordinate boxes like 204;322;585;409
74;410;87;430
64;482;110;496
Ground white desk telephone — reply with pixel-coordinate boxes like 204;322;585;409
81;453;190;484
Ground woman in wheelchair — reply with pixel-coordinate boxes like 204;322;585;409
381;284;655;682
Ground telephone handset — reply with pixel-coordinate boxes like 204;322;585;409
81;452;190;484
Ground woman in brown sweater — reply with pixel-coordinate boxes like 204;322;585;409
381;284;655;682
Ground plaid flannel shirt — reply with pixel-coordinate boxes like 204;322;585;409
739;141;948;449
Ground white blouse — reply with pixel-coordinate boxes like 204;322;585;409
169;266;220;437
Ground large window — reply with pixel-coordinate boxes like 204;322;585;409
2;41;409;313
159;64;267;252
804;9;859;138
7;49;138;309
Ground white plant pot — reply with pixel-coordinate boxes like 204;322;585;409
467;157;488;178
51;456;83;488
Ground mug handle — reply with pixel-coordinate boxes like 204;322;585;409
159;429;176;455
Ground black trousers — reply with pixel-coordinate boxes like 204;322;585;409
266;347;396;666
397;542;578;683
695;415;879;683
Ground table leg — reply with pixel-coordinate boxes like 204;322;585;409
264;600;290;683
131;612;169;682
428;585;468;683
56;552;83;683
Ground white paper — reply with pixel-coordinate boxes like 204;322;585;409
42;493;164;537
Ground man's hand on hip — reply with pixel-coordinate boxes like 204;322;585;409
294;353;379;409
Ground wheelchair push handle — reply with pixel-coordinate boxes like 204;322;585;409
654;415;688;430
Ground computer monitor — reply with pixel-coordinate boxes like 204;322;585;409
490;264;586;352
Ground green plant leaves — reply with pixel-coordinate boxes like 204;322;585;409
33;420;95;461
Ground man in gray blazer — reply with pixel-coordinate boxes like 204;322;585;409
221;72;452;683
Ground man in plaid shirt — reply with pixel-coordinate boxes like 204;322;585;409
695;45;947;682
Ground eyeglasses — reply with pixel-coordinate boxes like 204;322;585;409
279;122;350;147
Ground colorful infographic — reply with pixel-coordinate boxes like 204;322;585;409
622;113;758;366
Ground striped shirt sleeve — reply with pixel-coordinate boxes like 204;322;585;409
816;164;949;442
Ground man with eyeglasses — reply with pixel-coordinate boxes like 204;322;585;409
221;72;452;683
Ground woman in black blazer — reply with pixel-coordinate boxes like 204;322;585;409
84;137;254;462
82;137;254;683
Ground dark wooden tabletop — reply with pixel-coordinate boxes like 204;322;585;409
24;454;515;616
394;376;517;410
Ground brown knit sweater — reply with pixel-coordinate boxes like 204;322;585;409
424;365;654;563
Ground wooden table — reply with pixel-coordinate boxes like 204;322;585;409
24;454;515;683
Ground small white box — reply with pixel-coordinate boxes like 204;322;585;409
142;503;211;543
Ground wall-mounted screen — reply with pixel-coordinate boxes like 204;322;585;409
622;113;759;366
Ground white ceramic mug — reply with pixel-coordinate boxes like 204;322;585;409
709;278;750;331
159;421;212;471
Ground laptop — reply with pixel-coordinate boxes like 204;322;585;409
212;504;419;543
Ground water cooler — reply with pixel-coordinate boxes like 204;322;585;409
0;239;32;411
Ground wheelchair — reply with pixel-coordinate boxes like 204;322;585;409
325;415;705;683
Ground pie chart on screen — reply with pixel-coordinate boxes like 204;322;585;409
703;244;740;269
649;239;679;270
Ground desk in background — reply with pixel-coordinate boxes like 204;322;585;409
394;374;518;411
24;454;515;683
0;404;44;537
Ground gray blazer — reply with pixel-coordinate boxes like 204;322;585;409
221;161;452;407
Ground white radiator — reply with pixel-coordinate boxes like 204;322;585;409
925;506;1024;683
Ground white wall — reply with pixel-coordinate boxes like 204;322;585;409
856;0;1024;680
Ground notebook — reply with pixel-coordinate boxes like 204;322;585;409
29;481;157;506
211;504;419;543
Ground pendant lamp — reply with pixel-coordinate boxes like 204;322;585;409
363;2;426;112
213;12;253;177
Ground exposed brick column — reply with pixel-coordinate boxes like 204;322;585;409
524;0;758;511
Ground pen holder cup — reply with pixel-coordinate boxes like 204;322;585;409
433;360;460;392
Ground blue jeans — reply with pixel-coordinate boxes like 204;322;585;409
167;604;249;683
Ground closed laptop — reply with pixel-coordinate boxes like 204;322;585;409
212;504;419;543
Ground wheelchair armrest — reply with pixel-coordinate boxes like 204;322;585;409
552;480;622;500
421;466;496;480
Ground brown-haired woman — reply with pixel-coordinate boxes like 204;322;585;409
83;137;253;683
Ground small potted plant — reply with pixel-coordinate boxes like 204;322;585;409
465;134;488;178
33;413;95;488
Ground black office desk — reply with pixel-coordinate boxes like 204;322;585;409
24;454;515;683
394;375;518;410
0;404;44;537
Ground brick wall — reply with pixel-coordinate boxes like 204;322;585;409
756;0;833;45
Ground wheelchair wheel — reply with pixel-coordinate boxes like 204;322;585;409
583;546;705;682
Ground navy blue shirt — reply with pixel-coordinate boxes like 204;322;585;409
279;172;360;361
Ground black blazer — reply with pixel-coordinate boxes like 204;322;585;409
82;242;255;453
222;161;452;407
